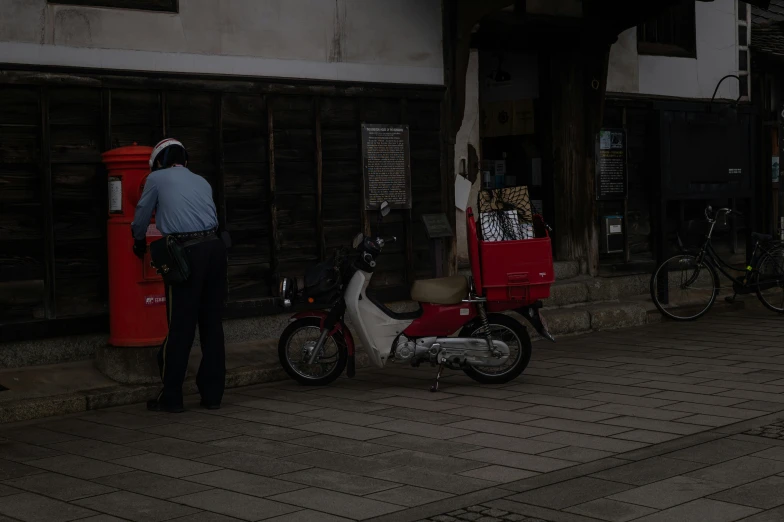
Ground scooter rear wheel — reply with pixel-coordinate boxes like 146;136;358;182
459;313;532;385
278;317;348;386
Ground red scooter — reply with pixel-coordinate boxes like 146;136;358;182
277;202;555;391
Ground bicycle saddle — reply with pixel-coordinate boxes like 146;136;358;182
752;232;773;242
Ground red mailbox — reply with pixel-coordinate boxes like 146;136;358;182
103;145;168;347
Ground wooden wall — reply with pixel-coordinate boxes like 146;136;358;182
0;71;446;332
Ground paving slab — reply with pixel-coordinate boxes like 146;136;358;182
607;476;731;509
27;454;132;480
0;492;97;522
111;453;220;478
3;471;116;501
74;491;201;522
630;498;759;522
269;487;404;519
590;456;707;486
708;475;784;509
565;498;657;522
93;470;214;499
173;488;301;520
507;477;633;510
198;450;311;477
276;468;398;496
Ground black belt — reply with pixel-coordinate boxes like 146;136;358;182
170;228;217;241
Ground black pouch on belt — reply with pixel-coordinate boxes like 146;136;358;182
150;236;192;285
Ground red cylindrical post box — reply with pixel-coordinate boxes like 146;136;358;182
103;145;168;347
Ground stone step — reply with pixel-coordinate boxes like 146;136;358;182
535;292;746;339
544;273;650;308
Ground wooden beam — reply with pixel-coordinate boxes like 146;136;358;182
315;97;326;261
267;97;280;277
0;69;444;100
40;87;56;319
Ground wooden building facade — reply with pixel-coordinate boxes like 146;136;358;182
0;70;448;340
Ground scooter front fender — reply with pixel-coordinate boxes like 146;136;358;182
289;310;357;366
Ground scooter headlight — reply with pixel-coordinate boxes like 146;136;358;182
278;277;294;307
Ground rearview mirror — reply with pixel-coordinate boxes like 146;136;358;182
380;201;391;217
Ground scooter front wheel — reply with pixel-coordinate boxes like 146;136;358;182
278;318;348;386
459;313;532;385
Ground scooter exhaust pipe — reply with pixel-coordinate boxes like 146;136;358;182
517;301;555;343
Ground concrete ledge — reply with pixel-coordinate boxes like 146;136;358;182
0;393;87;424
0;335;107;370
0;362;289;424
95;344;160;384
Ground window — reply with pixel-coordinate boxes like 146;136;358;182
47;0;178;12
738;1;747;21
637;1;697;58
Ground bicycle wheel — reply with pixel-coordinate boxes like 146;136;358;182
650;254;719;321
755;247;784;313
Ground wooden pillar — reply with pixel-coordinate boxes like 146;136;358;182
215;93;227;231
267;97;279;276
40;87;56;319
314;97;326;261
548;45;609;276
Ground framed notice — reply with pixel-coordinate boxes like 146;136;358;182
362;124;412;210
596;128;628;200
422;214;454;239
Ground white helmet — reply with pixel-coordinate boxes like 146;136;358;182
149;138;186;170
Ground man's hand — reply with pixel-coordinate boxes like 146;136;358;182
133;239;147;260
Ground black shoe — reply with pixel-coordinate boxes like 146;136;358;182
200;400;221;410
147;399;185;413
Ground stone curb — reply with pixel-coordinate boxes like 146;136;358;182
0;363;290;424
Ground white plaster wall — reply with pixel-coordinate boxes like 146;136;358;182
607;0;739;99
455;50;481;266
0;0;443;85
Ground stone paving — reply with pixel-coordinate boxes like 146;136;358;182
745;420;784;440
3;309;784;521
423;505;550;521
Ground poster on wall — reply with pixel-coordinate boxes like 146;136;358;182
596;128;627;200
361;124;412;210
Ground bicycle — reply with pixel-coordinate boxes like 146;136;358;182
650;206;784;321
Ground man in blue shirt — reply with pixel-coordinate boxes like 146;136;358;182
132;138;227;413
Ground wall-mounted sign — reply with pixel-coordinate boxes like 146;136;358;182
422;213;454;239
361;124;412;210
596;128;627;200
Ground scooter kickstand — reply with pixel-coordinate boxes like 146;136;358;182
430;361;445;393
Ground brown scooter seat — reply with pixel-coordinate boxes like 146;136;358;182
410;275;468;305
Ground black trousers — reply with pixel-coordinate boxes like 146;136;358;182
158;238;227;407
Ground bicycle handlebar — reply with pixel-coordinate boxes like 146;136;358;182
705;206;739;222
